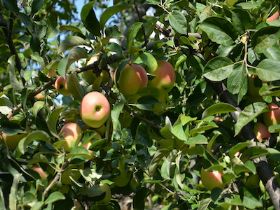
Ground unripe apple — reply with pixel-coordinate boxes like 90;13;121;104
32;165;48;179
59;123;82;151
117;64;148;95
0;132;27;150
254;122;271;142
80;91;110;128
267;11;280;22
54;76;70;96
150;61;176;92
264;103;280;126
201;169;224;190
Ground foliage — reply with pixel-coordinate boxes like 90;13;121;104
1;0;280;209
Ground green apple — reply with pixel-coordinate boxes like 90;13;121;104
80;91;111;128
117;64;148;95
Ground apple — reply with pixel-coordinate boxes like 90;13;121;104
0;132;27;150
117;63;148;95
245;174;260;189
98;183;111;204
80;91;110;128
201;169;224;190
32;165;48;179
264;103;280;126
254;122;271;142
59;123;82;151
150;61;176;92
267;11;280;22
54;76;70;96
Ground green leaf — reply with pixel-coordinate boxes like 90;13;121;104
202;103;237;118
31;0;44;14
264;46;280;60
187;135;208;145
47;107;65;137
199;17;236;46
252;27;280;54
66;73;84;100
203;57;234;81
234;102;267;136
80;1;101;36
256;59;280;81
100;3;127;29
17;131;50;155
45;192;65;204
59;36;88;53
32;101;45;117
30;202;44;210
171;117;188;141
3;0;18;12
228;142;251;157
168;10;188;34
111;100;124;132
139;52;158;73
57;57;68;76
243;189;263;209
198;198;212;210
127;22;143;51
227;64;247;103
59;25;84;35
161;158;171;180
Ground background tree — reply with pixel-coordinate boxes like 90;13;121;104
1;0;280;209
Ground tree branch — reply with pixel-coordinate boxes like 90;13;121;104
0;13;25;85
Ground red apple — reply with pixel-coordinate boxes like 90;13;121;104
80;91;110;128
117;64;148;95
54;76;70;96
267;11;280;22
59;122;82;151
201;169;224;190
254;122;271;142
264;103;280;126
150;61;176;92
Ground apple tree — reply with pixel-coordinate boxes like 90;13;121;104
1;0;280;209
